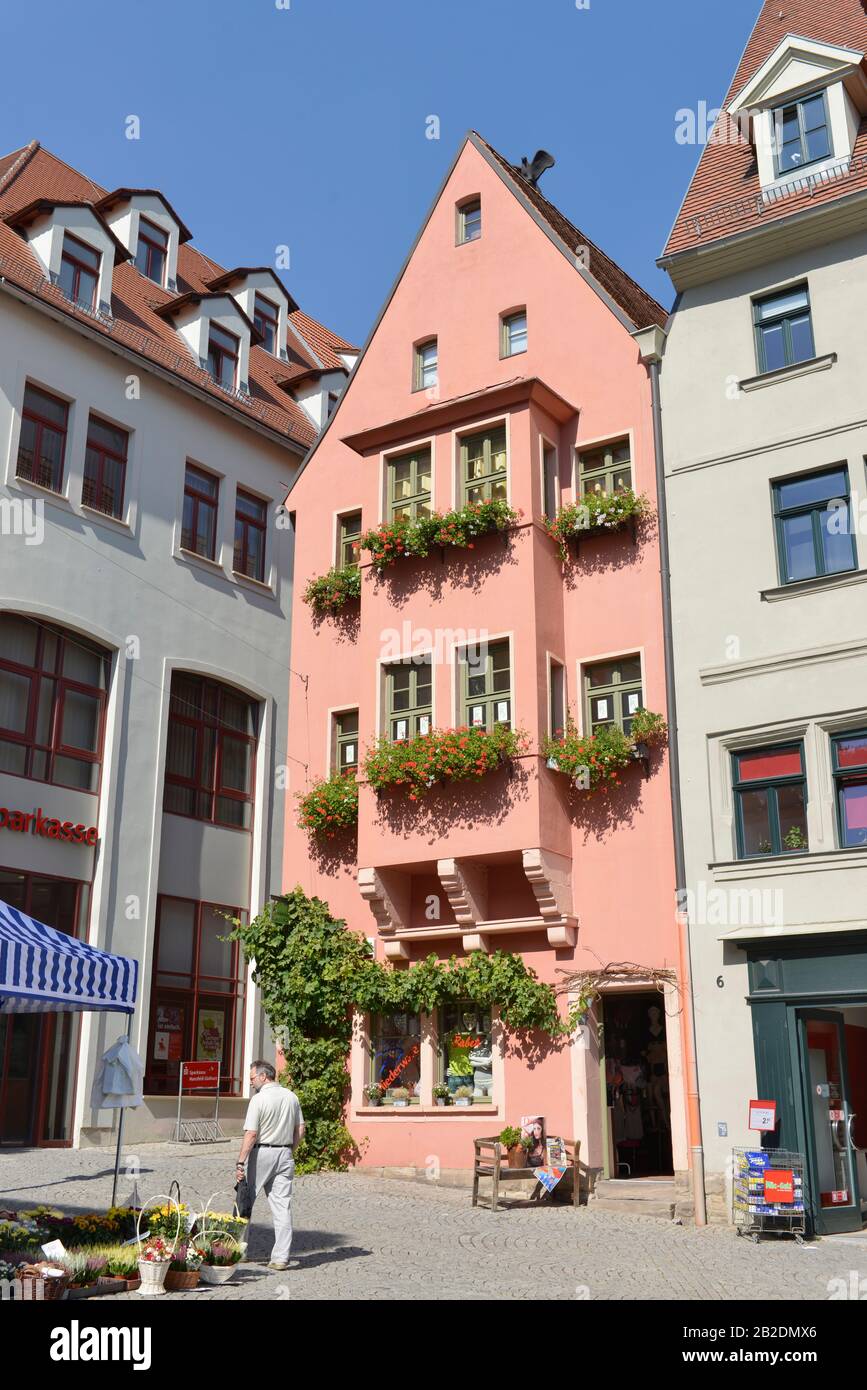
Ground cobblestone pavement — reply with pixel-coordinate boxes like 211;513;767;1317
2;1144;866;1300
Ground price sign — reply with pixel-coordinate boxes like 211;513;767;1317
748;1099;777;1132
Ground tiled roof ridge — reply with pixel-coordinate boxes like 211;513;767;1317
0;140;40;199
472;131;669;328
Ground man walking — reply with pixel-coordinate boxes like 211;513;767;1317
236;1060;305;1271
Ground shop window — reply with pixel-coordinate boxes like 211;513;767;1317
457;197;481;244
16;383;69;493
733;744;808;858
387;447;431;523
413;339;437;392
460;638;511;730
578;439;632;497
438;1001;493;1100
584;655;642;735
384;658;431;741
772;466;856;584
253;293;279;354
233;489;267;582
146;897;246;1096
337;511;361;569
57;233;100;310
207;323;239;391
134;217;168;286
182;463;220;560
333;709;359;774
369;1012;421;1104
163;673;257;829
461;424;507;505
832;731;867;849
0;612;109;791
82;414;129;519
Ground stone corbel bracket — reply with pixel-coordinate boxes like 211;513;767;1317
357;866;411;960
522;847;577;947
437;856;491;950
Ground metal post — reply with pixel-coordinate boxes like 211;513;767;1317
111;1105;125;1208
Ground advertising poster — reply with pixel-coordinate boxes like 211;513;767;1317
196;1008;225;1063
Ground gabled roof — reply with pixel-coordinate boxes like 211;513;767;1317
6;197;133;261
0;142;358;450
205;265;300;311
154;289;261;344
662;0;867;263
95;187;194;243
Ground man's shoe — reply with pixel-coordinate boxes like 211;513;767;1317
268;1261;289;1271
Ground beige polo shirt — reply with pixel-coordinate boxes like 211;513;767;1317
243;1082;303;1146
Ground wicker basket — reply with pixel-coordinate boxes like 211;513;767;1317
164;1268;200;1291
15;1263;69;1301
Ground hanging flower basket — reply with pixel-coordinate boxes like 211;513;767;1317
297;770;359;837
363;724;529;800
545;489;649;562
360;499;519;573
303;564;362;616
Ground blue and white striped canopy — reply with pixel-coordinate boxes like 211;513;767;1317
0;898;138;1014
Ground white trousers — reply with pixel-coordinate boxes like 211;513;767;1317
249;1145;295;1263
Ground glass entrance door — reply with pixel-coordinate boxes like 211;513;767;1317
798;1011;862;1234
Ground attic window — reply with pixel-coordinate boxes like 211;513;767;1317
774;91;831;174
207;323;239;390
135;217;168;285
457;198;481;244
58;233;100;311
253;293;279;354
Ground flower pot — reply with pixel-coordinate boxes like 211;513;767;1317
165;1268;200;1291
199;1262;237;1286
137;1259;170;1295
506;1146;526;1169
454;1097;472;1107
435;1098;448;1106
392;1099;409;1108
366;1097;381;1107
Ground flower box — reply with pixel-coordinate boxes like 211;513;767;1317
360;499;519;573
297;771;358;837
303;564;361;616
363;724;528;800
545;489;648;562
543;711;667;794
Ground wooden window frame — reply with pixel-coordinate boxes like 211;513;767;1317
134;217;168;285
332;708;360;775
16;384;69;493
773;89;832;177
0;615;109;794
456;197;481;245
58;232;100;310
182;463;220;561
583;655;643;735
500;309;527;359
541;440;559;521
207;323;240;390
233;488;268;582
459;638;512;732
337;511;362;569
387;447;432;523
772;464;856;585
82;414;129;519
460;423;508;506
384;658;432;742
413;339;438;392
577;438;632;497
253;293;279;354
732;743;808;859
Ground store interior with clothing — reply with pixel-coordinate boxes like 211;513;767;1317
603;991;673;1178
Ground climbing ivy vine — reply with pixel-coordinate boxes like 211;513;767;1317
229;888;575;1172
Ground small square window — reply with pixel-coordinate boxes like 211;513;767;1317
414;339;438;392
457;198;482;244
501;311;527;358
577;440;632;497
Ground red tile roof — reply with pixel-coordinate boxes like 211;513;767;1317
663;0;867;260
0;143;357;449
473;133;669;329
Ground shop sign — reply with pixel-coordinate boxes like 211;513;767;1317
748;1098;777;1132
180;1060;219;1091
764;1170;794;1204
0;804;98;845
824;1189;851;1206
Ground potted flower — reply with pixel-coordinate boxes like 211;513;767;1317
389;1086;410;1108
365;1083;383;1107
137;1237;173;1296
453;1086;474;1107
165;1242;202;1292
497;1125;527;1168
432;1083;450;1107
104;1244;141;1291
194;1234;243;1286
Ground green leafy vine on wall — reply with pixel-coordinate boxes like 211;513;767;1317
228;889;579;1172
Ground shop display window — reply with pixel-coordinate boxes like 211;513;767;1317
369;1012;421;1104
438;1001;494;1101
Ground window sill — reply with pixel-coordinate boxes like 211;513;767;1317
738;352;836;392
711;845;867;879
8;475;72;508
177;546;225;576
80;502;132;533
355;1104;499;1117
761;567;867;602
231;569;275;598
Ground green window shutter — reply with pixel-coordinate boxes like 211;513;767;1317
461;639;511;731
577;440;631;497
461;426;508;505
386;658;432;740
584;655;642;734
387;449;432;523
333;709;359;773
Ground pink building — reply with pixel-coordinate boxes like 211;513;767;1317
283;133;691;1194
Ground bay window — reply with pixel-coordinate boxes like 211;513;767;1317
461;639;511;730
578;439;632;496
387;447;431;523
584;655;642;735
333;709;359;775
385;658;431;741
338;512;362;569
461;425;507;505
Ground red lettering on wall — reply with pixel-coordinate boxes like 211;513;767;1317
0;804;98;847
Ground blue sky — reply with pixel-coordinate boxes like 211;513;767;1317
0;0;760;346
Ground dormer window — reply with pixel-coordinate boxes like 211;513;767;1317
58;233;100;310
135;217;169;285
207;323;239;390
775;92;831;174
253;294;280;354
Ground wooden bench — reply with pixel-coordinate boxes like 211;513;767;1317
472;1136;582;1212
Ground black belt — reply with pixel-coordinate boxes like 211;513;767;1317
255;1143;293;1149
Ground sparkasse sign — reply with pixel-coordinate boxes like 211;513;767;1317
0;804;98;845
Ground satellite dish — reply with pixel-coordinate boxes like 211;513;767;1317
517;149;556;187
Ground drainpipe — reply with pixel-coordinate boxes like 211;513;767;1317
632;324;707;1226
